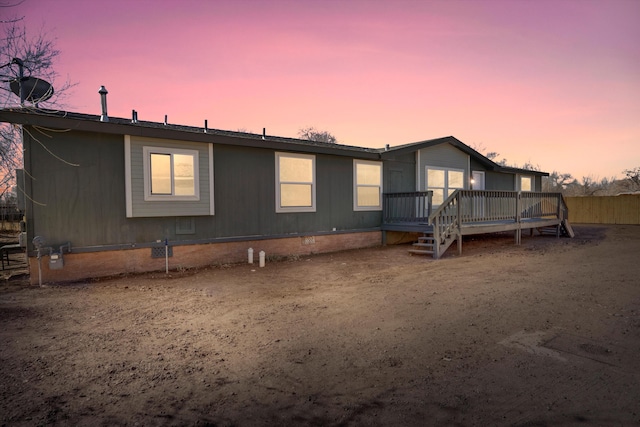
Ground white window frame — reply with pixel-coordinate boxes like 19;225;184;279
275;152;316;213
353;159;383;211
143;146;200;201
519;175;534;192
425;166;466;206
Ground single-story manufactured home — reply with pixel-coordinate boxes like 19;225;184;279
0;100;571;284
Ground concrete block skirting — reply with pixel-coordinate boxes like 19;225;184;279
28;231;382;285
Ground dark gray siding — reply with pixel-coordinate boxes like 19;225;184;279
419;144;468;170
418;144;469;190
383;152;416;193
470;158;516;191
24;129;127;248
24;128;381;250
469;158;487;172
213;145;380;236
485;171;515;190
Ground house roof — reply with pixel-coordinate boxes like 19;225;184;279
0;107;547;175
0;108;381;160
381;136;548;176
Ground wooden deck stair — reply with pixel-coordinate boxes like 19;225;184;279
536;219;575;238
408;235;436;256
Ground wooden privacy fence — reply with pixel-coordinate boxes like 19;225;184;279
565;195;640;225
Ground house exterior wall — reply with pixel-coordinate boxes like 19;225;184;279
22;127;383;283
535;175;542;191
484;171;515;190
24;129;127;248
382;152;416;193
417;144;470;190
213;144;382;236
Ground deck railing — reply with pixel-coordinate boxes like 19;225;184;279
456;190;567;223
427;190;568;257
458;190;518;223
383;190;569;258
383;190;567;226
382;191;432;223
520;192;566;220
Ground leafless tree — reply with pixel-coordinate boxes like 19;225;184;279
485;151;508;166
542;171;574;192
0;11;73;200
622;167;640;191
298;127;338;144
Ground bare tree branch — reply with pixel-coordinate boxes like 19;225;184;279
1;11;75;202
298;127;338;144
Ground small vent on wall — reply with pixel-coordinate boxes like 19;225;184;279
302;236;315;245
176;218;195;235
151;246;173;258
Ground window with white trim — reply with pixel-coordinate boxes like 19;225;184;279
275;152;316;213
354;160;382;211
519;175;533;192
426;166;465;206
143;146;200;201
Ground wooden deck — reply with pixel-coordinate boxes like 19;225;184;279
382;190;574;258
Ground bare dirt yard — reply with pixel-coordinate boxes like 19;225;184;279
1;225;639;426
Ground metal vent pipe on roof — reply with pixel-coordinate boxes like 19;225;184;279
98;86;108;122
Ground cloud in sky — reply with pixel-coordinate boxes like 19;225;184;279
8;0;640;179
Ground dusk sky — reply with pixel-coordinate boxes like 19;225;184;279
8;0;640;180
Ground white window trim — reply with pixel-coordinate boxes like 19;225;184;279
425;166;466;205
143;146;200;201
353;159;383;211
471;170;485;190
518;175;534;192
275;152;316;213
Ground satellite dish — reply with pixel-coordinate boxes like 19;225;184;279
10;76;54;104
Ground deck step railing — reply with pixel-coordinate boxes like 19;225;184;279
383;191;432;224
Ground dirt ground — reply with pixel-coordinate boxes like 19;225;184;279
1;225;639;426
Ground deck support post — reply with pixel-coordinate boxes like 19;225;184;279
382;230;387;245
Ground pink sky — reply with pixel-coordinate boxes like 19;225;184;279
9;0;640;179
